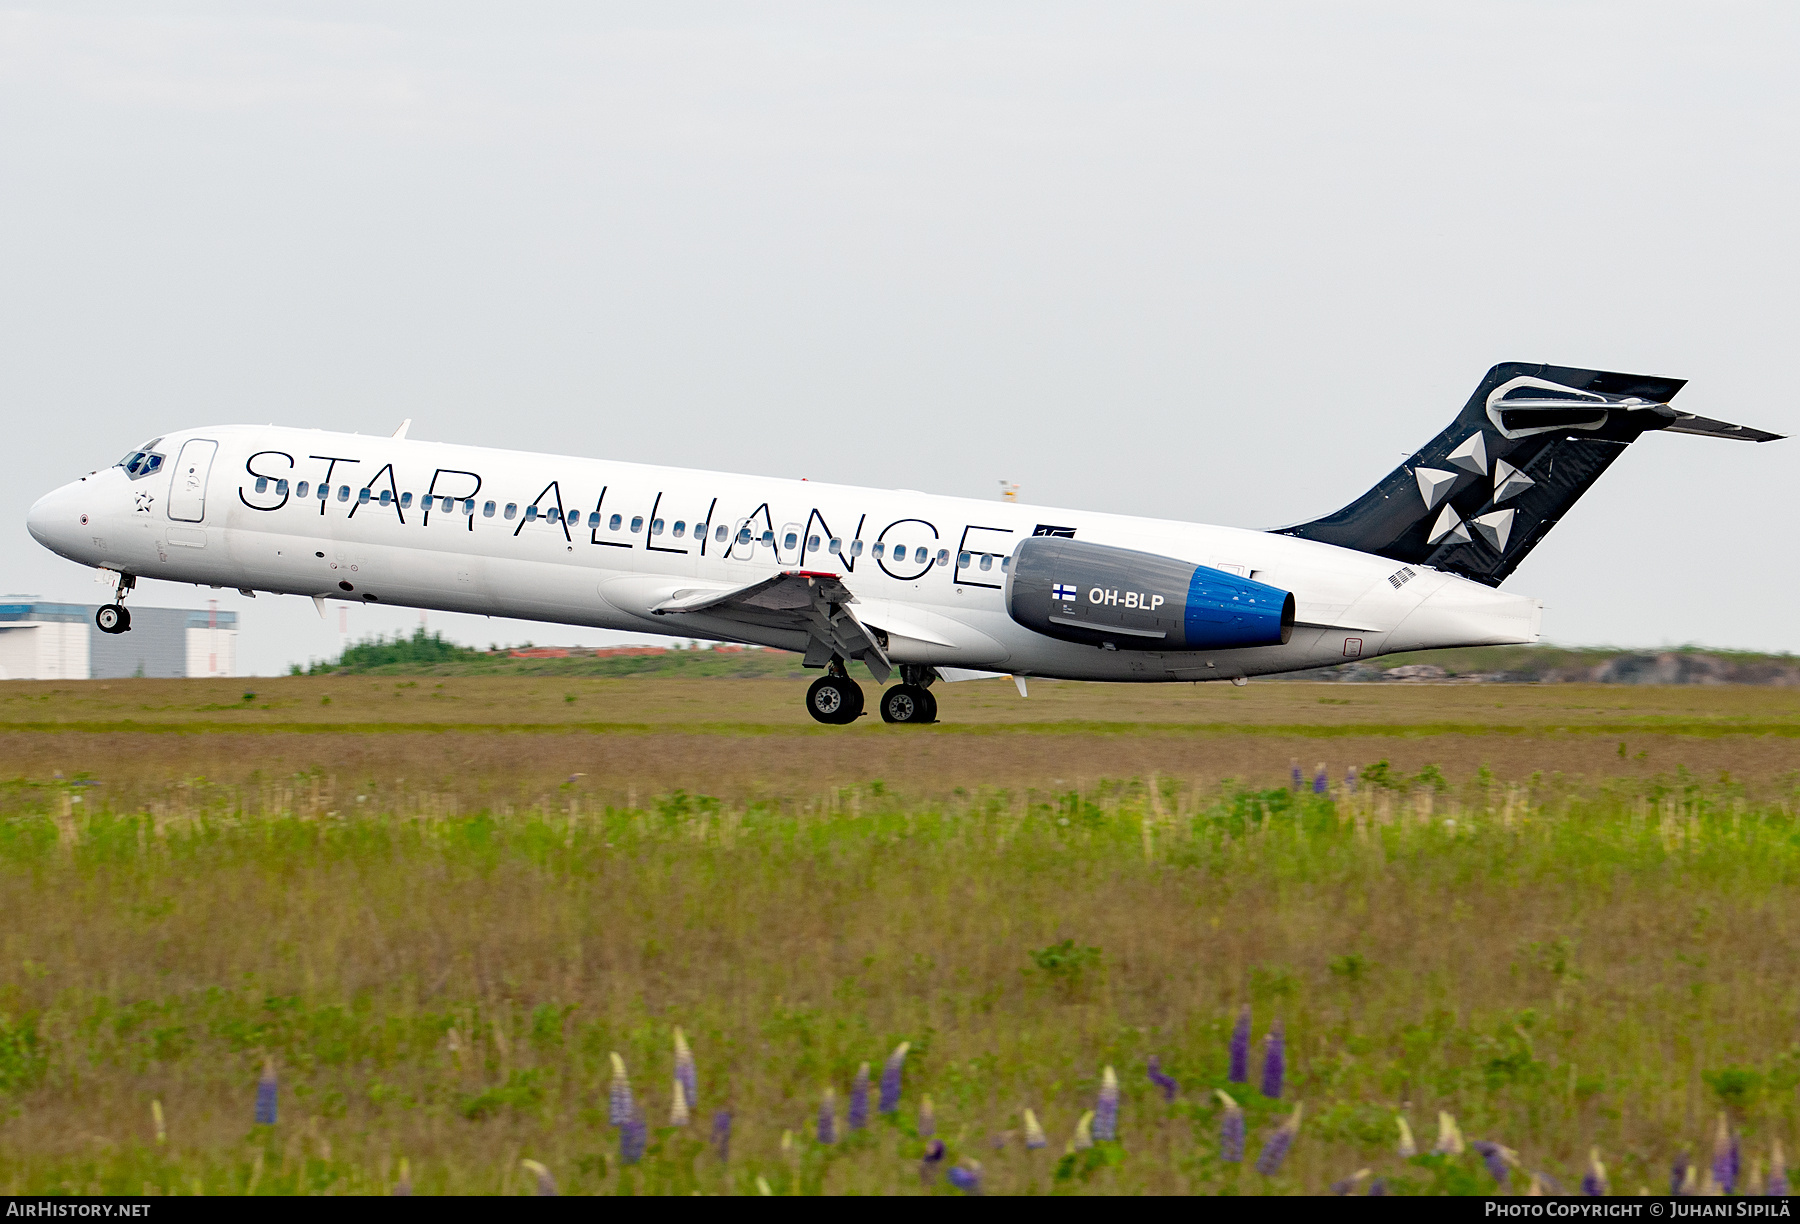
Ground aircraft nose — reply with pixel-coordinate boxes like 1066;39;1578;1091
26;482;84;555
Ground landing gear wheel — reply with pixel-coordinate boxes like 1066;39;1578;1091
805;675;863;725
95;605;130;634
880;683;936;725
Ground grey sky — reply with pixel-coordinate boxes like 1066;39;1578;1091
3;2;1796;675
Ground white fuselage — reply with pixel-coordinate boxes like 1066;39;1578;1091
26;425;1541;680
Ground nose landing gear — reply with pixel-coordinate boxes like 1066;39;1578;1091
95;573;135;634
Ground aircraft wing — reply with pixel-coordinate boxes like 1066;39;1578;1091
652;570;893;682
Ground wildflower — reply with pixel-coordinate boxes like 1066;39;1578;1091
1313;763;1328;794
620;1104;648;1165
1331;1169;1371;1195
1368;1178;1387;1196
918;1094;935;1138
1346;765;1358;794
608;1052;633;1127
1529;1170;1565;1195
1217;1090;1245;1163
673;1027;697;1116
392;1157;412;1197
1433;1111;1464;1156
1147;1054;1178;1101
920;1139;945;1184
755;1176;773;1196
1582;1148;1608;1196
1023;1109;1047;1150
1255;1102;1304;1176
1260;1021;1285;1099
1472;1140;1514;1186
1228;1005;1251;1083
1713;1113;1740;1196
254;1058;278;1126
1771;1140;1789;1197
520;1159;557;1196
1290;758;1302;791
1395;1115;1416;1158
670;1078;690;1127
1072;1109;1095;1151
1670;1154;1691;1196
151;1100;165;1145
1094;1066;1119;1141
879;1041;910;1114
849;1062;870;1131
818;1088;837;1145
947;1160;982;1195
711;1109;732;1162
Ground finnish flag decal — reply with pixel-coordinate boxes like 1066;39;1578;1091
1052;583;1078;602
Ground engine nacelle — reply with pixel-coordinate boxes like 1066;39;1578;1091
1006;536;1294;652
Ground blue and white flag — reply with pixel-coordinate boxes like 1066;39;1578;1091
1052;583;1078;602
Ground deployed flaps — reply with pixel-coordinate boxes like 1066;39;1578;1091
652;570;892;683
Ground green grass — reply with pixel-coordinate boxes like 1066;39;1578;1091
0;771;1797;1194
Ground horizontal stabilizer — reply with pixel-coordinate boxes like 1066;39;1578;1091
1654;409;1784;443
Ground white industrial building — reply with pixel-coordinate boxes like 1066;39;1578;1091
0;599;237;680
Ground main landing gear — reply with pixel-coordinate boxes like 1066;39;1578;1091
95;574;136;635
801;662;938;726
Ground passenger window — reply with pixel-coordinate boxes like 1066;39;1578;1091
338;486;351;502
296;481;309;499
610;514;622;531
254;477;269;494
850;540;863;556
400;492;413;508
440;496;454;512
651;519;664;535
673;521;686;538
524;506;539;522
827;538;841;554
1001;556;1011;571
717;525;729;543
979;554;993;571
504;503;517;520
276;479;289;496
565;508;578;524
808;534;821;550
873;543;886;558
958;551;971;567
631;516;644;533
379;490;392;506
935;549;948;565
358;488;371;504
483;501;495;517
587;512;601;528
317;484;329;500
784;532;798;549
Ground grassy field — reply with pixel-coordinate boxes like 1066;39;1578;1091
0;675;1797;1195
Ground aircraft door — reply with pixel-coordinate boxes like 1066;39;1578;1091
167;439;218;523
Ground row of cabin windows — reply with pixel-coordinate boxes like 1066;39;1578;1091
251;479;1008;572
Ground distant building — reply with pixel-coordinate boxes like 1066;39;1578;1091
0;599;237;680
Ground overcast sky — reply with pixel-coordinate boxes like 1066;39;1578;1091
3;2;1797;675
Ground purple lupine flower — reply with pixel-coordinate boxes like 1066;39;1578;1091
1346;765;1358;794
1147;1055;1177;1102
1472;1141;1511;1186
918;1094;935;1138
1217;1090;1245;1163
1770;1141;1789;1197
1671;1154;1691;1196
919;1139;945;1184
946;1161;982;1195
1312;763;1328;794
1581;1148;1607;1196
521;1159;557;1196
1713;1115;1740;1196
711;1109;732;1161
1093;1066;1119;1141
1331;1169;1370;1195
878;1041;910;1114
1368;1178;1387;1196
1023;1109;1047;1150
849;1062;870;1131
1260;1021;1285;1099
620;1105;647;1164
1228;1006;1251;1083
1254;1102;1303;1176
673;1028;697;1116
254;1058;278;1126
1290;759;1302;791
818;1088;837;1144
608;1052;633;1127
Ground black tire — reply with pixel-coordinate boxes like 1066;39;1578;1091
805;676;861;725
880;684;933;725
919;687;938;723
95;605;123;634
117;606;131;633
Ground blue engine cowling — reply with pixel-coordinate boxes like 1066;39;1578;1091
1006;536;1294;651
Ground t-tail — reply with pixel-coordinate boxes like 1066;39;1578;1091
1277;362;1782;586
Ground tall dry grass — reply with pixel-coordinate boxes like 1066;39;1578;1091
0;768;1795;1194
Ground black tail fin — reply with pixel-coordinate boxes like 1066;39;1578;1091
1277;362;1782;586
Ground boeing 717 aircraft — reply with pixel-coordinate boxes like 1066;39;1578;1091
25;363;1781;723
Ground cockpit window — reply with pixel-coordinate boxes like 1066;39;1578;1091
117;450;166;480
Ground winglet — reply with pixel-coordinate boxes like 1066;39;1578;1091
392;419;412;440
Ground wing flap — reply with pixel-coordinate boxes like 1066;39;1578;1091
653;571;891;682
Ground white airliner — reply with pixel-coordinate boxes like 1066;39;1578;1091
25;363;1779;724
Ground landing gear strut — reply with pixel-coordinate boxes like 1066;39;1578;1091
804;661;865;725
95;574;135;635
